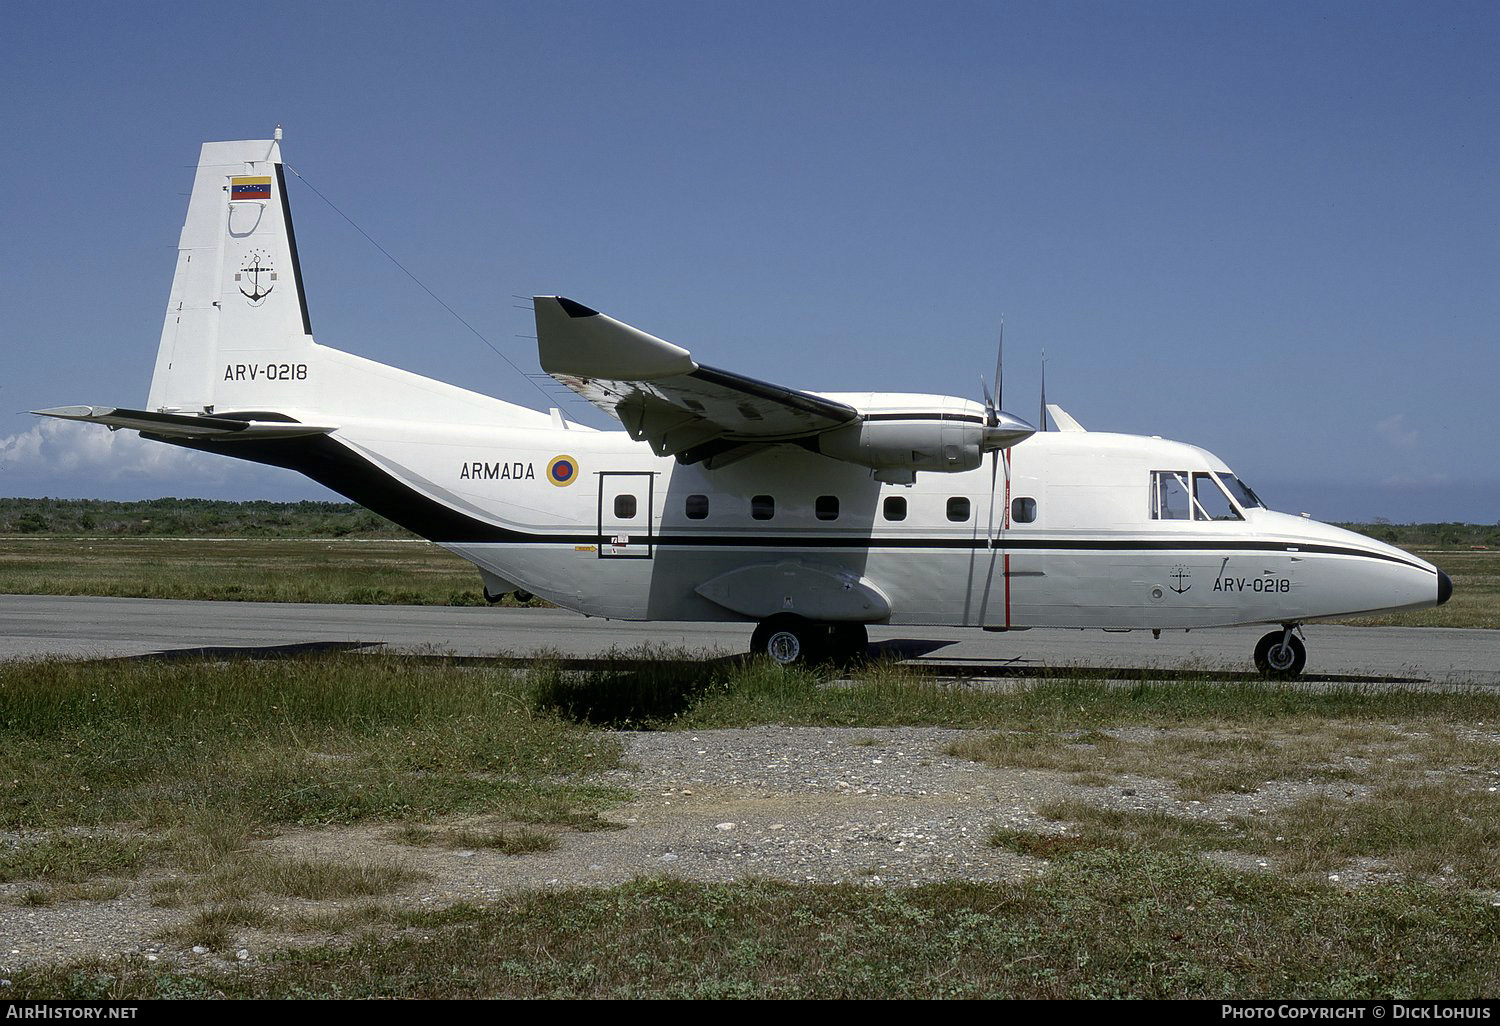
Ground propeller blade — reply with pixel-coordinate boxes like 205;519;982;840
993;319;1004;422
987;448;999;547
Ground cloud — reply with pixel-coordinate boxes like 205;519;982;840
1381;470;1452;492
0;418;331;499
1375;412;1419;451
0;418;229;484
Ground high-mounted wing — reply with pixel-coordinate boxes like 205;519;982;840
534;297;859;468
534;297;1035;478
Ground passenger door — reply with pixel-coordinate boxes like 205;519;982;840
597;472;654;559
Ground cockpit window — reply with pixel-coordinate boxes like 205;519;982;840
1152;471;1192;520
1217;474;1265;510
1152;471;1243;521
1192;473;1242;521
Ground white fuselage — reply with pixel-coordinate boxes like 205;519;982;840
299;399;1440;629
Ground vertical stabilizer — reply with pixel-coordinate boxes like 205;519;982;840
147;135;314;413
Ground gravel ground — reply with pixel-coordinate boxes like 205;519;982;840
0;725;1333;973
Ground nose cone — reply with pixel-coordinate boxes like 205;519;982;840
1437;569;1453;606
982;412;1037;450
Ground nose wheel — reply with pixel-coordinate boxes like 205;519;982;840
1254;626;1306;679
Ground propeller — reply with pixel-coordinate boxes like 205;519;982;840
978;323;1036;453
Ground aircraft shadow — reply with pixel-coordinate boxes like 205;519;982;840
104;640;381;663
99;640;1430;687
876;642;1431;685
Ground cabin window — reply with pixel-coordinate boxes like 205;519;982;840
614;495;637;519
946;497;971;522
815;495;840;521
882;496;907;522
751;495;775;521
685;494;709;520
1011;497;1037;524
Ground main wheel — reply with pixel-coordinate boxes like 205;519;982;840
751;616;822;666
827;623;869;666
1254;630;1307;679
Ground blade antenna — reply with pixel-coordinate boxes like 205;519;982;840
1039;349;1048;432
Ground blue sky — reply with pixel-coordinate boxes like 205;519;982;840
3;1;1496;522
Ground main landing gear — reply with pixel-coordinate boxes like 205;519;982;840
1254;625;1307;679
750;615;869;667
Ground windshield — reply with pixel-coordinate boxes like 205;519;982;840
1217;473;1266;510
1151;471;1243;521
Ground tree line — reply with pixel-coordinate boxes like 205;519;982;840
0;498;414;538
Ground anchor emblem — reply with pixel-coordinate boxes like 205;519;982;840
1169;565;1192;594
237;250;276;305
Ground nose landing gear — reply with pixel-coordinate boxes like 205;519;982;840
1254;625;1306;679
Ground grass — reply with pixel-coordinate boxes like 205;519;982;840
0;536;488;605
0;833;160;884
965;717;1500;890
993;783;1500;891
155;857;429;952
5;649;1500;997
665;658;1500;731
0;652;621;830
13;880;130;906
8;855;1499;998
393;823;561;854
164;900;403;953
0;652;624;915
950;724;1381;801
196;856;428;904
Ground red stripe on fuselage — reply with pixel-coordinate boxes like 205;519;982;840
1003;449;1013;628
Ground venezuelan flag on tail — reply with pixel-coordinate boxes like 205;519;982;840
230;176;272;201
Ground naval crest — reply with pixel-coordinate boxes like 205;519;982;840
236;250;277;306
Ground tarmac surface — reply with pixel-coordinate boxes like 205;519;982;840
1;594;1496;685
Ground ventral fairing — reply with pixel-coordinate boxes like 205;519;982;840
38;134;1453;676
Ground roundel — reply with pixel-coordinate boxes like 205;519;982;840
547;455;579;487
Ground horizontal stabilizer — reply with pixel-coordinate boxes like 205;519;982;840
34;406;337;441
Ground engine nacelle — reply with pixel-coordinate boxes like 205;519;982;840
815;418;985;475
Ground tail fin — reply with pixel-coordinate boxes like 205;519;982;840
147;132;314;413
49;131;553;438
